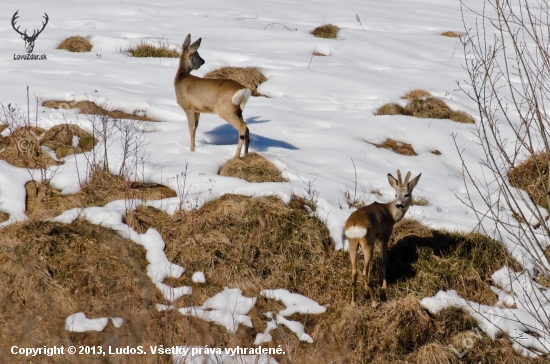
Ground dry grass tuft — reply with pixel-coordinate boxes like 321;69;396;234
204;67;267;97
431;150;442;155
509;152;549;210
311;24;340;38
405;97;453;119
375;103;406;116
376;96;475;124
0;212;9;223
450;110;476;124
57;36;93;52
441;31;461;38
40;124;96;158
0;126;58;169
125;40;179;58
401;89;432;100
408;342;458;364
219;152;287;183
412;196;429;206
368;138;418;156
25;169;176;219
43;100;157;122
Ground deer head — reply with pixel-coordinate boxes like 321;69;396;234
12;11;49;54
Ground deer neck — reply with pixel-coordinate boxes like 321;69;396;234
175;59;192;83
384;200;409;223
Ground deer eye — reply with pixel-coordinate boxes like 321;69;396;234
405;194;410;198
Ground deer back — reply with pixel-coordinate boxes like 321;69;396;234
174;73;247;115
345;202;394;239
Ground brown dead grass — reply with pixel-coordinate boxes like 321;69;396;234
401;89;432;100
0;219;187;364
0;212;9;223
204;67;267;97
368;138;418;156
375;102;406;116
376;96;475;123
449;110;476;124
441;31;461;38
42;100;157;122
125;41;179;58
219;152;287;183
0;126;58;169
431;150;442;155
122;194;534;363
311;24;340;38
58;36;93;52
41;124;96;158
509;152;549;211
406;97;453;119
25;169;176;219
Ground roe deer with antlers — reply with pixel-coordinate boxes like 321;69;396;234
174;34;252;158
344;170;421;307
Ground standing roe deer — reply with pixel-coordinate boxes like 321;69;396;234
174;34;252;158
344;170;421;307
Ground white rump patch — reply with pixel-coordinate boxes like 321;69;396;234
345;226;367;239
231;88;252;110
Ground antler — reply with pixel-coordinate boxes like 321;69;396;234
396;169;402;185
11;11;26;37
403;171;411;184
30;13;49;39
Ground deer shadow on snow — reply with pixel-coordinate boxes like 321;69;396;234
203;116;298;152
366;226;501;303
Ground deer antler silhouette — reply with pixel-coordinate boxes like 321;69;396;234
12;11;49;53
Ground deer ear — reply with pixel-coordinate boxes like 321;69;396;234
189;38;202;53
407;173;421;191
182;34;191;50
387;173;398;189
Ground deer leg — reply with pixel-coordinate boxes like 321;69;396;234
381;239;388;289
348;238;359;307
184;109;197;151
244;126;249;155
358;236;375;306
219;111;248;158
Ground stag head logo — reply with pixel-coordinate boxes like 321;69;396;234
12;11;49;54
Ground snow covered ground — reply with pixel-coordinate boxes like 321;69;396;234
1;0;549;359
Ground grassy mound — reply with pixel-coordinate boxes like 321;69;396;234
40;124;96;158
204;67;267;97
125;41;179;58
508;152;549;211
25;169;176;219
42;100;157;122
401;89;432;100
368;138;418;156
58;36;93;52
0;219;179;363
219;152;287;183
311;24;340;38
405;97;453;119
0;126;58;169
123;193;532;363
375;103;406;116
375;96;475;123
441;31;461;38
